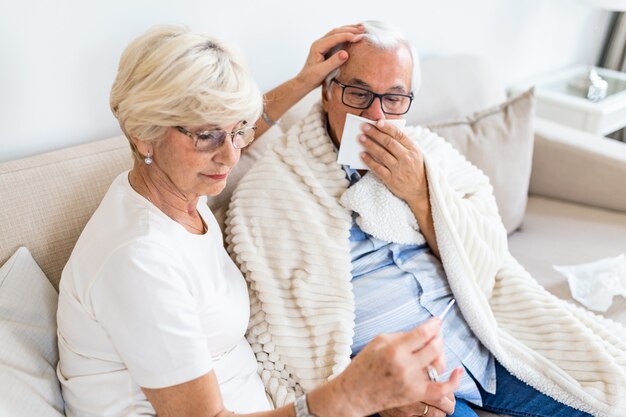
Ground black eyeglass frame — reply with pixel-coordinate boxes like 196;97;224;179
174;123;257;151
331;78;414;115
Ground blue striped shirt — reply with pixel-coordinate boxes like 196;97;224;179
344;167;496;405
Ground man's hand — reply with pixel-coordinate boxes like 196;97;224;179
296;24;364;90
359;119;443;259
359;120;428;208
379;392;456;417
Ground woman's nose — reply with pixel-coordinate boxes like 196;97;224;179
214;138;240;166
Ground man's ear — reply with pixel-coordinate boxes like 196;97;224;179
321;83;330;113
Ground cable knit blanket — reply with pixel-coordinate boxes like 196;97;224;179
225;104;626;417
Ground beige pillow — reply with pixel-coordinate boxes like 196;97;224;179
427;88;535;234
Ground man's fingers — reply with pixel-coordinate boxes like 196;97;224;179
429;394;456;415
361;123;409;159
359;134;397;168
449;367;464;384
361;152;391;180
374;119;417;152
428;407;446;417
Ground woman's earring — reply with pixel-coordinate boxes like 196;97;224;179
144;152;153;165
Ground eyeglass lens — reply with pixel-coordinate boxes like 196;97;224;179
191;127;256;151
342;86;411;114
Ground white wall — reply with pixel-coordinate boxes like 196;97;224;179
0;0;611;162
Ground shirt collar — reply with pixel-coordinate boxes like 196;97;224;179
342;164;362;185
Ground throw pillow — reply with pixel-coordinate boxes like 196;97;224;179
0;247;65;417
427;88;535;234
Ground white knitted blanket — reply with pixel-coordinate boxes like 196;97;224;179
225;104;626;417
340;173;426;245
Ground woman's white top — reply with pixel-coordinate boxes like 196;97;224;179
56;171;271;417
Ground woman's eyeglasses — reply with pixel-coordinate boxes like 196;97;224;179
175;122;257;152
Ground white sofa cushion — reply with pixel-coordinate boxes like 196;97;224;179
0;247;64;416
427;89;535;234
509;196;626;325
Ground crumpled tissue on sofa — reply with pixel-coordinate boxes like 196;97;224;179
554;253;626;312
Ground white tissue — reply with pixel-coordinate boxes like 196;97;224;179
336;114;406;170
554;254;626;312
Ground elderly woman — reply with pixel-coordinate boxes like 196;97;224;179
56;25;461;417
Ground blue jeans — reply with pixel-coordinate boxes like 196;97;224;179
450;361;592;417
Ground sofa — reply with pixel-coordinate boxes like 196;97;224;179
1;55;625;417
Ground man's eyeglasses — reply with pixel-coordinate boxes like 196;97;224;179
175;122;256;152
331;78;414;115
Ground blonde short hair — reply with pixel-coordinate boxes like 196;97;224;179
110;25;263;156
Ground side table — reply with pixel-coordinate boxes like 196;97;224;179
511;65;626;136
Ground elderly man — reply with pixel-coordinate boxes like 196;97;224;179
227;21;625;417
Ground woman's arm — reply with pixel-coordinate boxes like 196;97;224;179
142;318;462;417
254;25;364;138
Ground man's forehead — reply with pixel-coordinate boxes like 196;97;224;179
343;77;408;93
340;42;413;91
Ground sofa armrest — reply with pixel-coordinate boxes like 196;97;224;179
529;118;626;213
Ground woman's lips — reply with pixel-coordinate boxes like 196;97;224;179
204;173;228;180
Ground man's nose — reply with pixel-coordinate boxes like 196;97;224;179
362;97;386;121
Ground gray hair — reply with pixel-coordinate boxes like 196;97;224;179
324;20;421;95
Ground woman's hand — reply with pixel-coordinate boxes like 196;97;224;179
256;24;364;139
295;24;364;91
320;318;462;417
141;316;459;417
